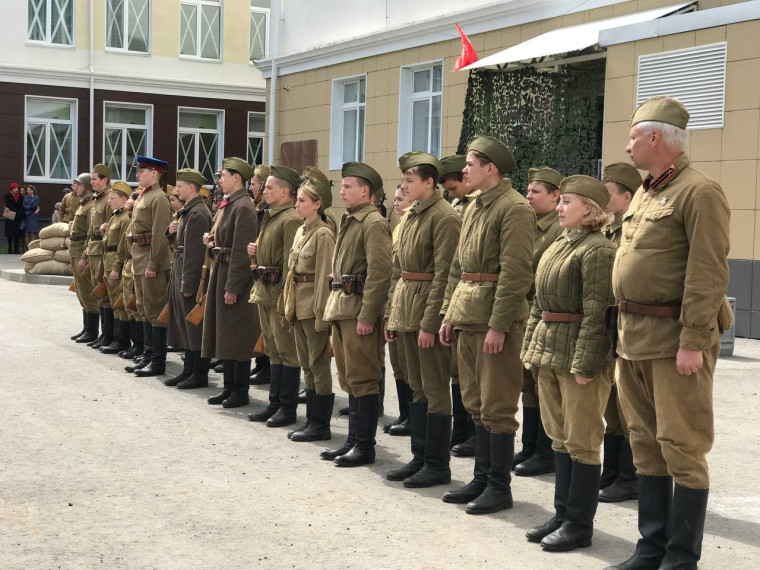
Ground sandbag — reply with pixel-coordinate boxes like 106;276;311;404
24;263;34;274
54;249;70;263
27;239;41;250
63;264;73;276
64;237;71;248
30;260;70;276
20;248;54;264
39;237;68;251
39;222;71;239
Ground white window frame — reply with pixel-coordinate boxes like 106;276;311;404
397;60;444;158
105;0;151;54
179;0;223;61
102;102;153;185
27;0;75;47
329;74;367;171
177;107;225;186
247;111;265;166
24;95;78;184
249;5;269;63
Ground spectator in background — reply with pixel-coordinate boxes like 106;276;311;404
4;183;24;254
59;184;79;223
23;185;40;245
52;202;62;224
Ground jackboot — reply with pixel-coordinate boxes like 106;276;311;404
92;308;114;349
404;412;452;488
101;318;131;354
124;322;151;372
76;312;100;344
601;433;622;489
466;431;514;515
451;433;476;457
178;351;210;389
378;367;385;417
600;438;639;503
134;326;167;376
86;307;105;346
451;383;475;447
388;382;414;436
71;311;88;340
605;476;673;570
383;379;410;433
222;360;250;408
386;401;426;481
338;406;349;415
120;321;142;359
514;416;555;476
291;393;333;442
208;359;234;405
658;485;708;570
248;364;282;421
288;389;314;438
266;365;300;427
298;388;307;404
442;424;490;504
334;393;378;467
512;406;539;468
213;362;224;373
164;350;193;386
250;354;271;385
541;460;600;551
527;452;572;542
321;395;357;459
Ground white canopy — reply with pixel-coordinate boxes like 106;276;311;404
463;2;694;70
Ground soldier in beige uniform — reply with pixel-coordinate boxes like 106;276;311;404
247;165;303;427
69;174;99;343
59;183;80;223
116;192;143;360
513;167;564;477
321;162;392;467
607;97;731;570
439;136;535;515
303;166;341;236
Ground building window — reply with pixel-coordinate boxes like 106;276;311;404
247;112;265;165
398;61;443;157
106;0;150;53
25;97;77;182
180;0;221;60
329;75;366;170
103;103;152;184
177;108;224;185
250;0;269;62
28;0;74;46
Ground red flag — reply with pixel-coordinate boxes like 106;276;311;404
453;23;479;71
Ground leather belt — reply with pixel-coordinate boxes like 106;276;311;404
401;271;434;281
70;235;87;242
293;273;315;284
618;299;681;318
542;312;583;323
105;246;118;252
89;235;103;241
461;272;499;283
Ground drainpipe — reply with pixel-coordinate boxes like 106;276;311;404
267;0;280;164
89;0;94;169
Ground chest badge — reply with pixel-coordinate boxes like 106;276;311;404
660;197;669;205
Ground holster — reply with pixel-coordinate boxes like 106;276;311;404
126;293;138;311
113;293;125;310
156;304;169;326
92;280;107;299
253;266;282;285
339;274;366;295
186;294;206;326
605;305;619;358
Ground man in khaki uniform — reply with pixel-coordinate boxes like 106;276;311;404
249;163;272;385
115;191;143;360
321;162;392;467
607;97;731;570
59;181;80;223
247;165;303;427
439;136;535;515
125;156;173;377
513;166;564;477
69;174;99;343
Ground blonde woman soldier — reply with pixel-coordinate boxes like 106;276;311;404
521;175;616;553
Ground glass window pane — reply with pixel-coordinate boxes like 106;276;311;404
106;0;124;49
26;123;46;178
250;10;267;61
104;128;123;179
248;113;265;133
126;128;147;182
28;100;71;121
28;0;47;42
413;69;431;94
200;5;220;59
105;106;146;126
343;82;358;105
412;99;430;152
342;109;357;163
128;0;150;53
180;4;197;56
357;107;365;162
50;123;73;180
251;0;271;7
431;94;442;157
198;132;218;182
178;132;195;170
248;136;264;166
359;78;366;103
179;112;217;130
51;0;74;45
432;64;443;93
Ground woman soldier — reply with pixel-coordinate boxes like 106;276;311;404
521;175;616;553
202;158;260;408
282;178;336;441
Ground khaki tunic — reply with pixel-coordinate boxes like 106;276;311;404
451;191;480;217
69;196;98;313
201;189;260;361
59;191;79;224
102;209;131;320
85;191;113;307
167;197;212;351
602;216;624;249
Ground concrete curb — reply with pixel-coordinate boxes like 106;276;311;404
0;268;72;286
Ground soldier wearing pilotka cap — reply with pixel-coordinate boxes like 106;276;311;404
606;96;732;570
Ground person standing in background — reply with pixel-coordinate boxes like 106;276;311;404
4;183;24;254
22;185;40;245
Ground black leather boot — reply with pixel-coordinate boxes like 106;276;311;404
451;433;476;457
124;323;151;372
335;393;378;467
527;452;572;542
443;424;490;504
164;350;193;386
466;431;514;515
178;351;210;389
388;382;413;436
222;360;250;408
291;393;333;442
600;433;622;489
76;312;100;344
87;307;105;346
134;326;167;376
289;389;314;438
213;361;224;373
92;308;114;349
120;321;142;358
208;360;234;405
386;401;426;481
451;384;474;446
604;476;673;570
600;438;639;502
404;412;452;488
321;395;357;459
250;354;271;385
248;364;282;421
383;379;410;433
71;311;87;340
515;412;555;476
266;365;300;427
338;406;349;415
541;460;600;551
101;318;130;354
378;367;385;417
513;406;539;468
658;484;708;570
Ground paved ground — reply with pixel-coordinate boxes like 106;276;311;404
1;266;759;569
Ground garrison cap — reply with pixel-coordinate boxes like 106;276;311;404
135;155;168;173
303;178;333;209
270;165;302;188
342;162;384;199
631;95;689;129
398;151;443;178
222;157;255;181
92;163;112;178
603;162;643;194
76;173;92;192
303;165;330;187
439;154;466;177
467;135;516;174
560;175;610;209
176;168;207;189
111;181;132;197
528;167;563;188
166;185;179;196
254;164;271;179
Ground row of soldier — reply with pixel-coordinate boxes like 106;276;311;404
64;95;729;569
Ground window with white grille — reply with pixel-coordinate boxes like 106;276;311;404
28;0;74;46
177;108;224;185
398;61;443;157
637;42;727;130
180;0;221;60
247;112;265;166
250;0;269;62
104;103;152;184
106;0;150;53
329;75;366;170
25;97;77;182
